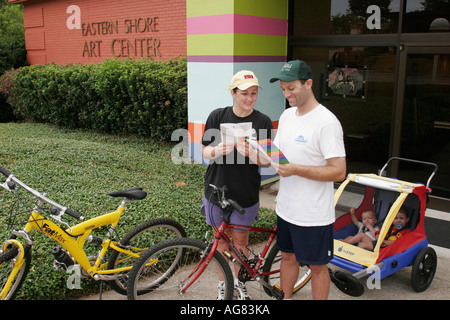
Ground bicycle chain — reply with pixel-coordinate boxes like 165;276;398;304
237;257;258;282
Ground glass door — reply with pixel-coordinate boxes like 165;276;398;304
397;51;450;208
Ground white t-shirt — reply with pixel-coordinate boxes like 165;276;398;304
273;105;346;226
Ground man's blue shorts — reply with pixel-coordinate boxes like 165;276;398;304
276;215;334;265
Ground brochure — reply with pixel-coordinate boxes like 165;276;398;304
246;138;289;165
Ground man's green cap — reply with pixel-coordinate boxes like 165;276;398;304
270;60;313;83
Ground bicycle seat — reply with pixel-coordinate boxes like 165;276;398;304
108;187;147;200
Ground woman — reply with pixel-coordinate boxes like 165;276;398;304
201;70;273;300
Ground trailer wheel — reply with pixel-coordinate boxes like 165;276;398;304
330;270;364;297
411;246;437;292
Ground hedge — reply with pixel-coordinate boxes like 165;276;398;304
3;58;187;141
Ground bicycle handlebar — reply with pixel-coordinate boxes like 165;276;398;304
0;165;11;178
0;165;85;221
65;208;84;220
209;184;245;215
227;199;245;215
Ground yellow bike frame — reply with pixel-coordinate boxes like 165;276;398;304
0;239;25;300
1;202;141;300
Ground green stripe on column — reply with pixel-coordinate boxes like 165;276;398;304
187;0;288;20
187;34;286;56
234;0;288;19
187;0;233;17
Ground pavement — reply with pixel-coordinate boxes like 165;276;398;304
79;182;450;301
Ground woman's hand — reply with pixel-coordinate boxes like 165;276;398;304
236;141;271;166
202;143;234;160
235;141;250;158
216;142;235;156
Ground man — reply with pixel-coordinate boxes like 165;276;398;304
270;60;346;300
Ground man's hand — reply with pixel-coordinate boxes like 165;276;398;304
272;157;346;181
271;162;294;177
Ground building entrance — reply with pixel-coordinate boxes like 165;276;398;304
287;0;450;210
395;51;450;208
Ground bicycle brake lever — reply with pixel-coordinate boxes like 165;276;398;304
0;176;15;192
50;208;73;233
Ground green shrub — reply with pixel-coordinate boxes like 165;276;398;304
0;3;28;76
5;58;187;141
0;69;17;122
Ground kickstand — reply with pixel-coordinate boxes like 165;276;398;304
99;280;103;300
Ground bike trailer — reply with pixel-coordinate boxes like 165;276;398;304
330;158;438;296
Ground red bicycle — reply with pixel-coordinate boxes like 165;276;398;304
126;184;312;300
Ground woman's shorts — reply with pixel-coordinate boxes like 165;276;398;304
276;215;334;265
201;196;259;228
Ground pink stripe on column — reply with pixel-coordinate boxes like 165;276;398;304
234;14;287;36
187;14;287;36
187;14;234;35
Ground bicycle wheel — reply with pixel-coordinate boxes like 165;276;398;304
0;243;32;300
262;244;311;298
107;218;186;295
127;237;234;300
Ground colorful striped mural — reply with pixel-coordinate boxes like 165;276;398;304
186;0;288;170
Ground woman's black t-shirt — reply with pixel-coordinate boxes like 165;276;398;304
201;107;273;208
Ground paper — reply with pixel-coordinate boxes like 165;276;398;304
220;122;252;144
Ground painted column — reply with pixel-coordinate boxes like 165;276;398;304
186;0;288;172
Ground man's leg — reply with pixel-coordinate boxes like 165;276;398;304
310;264;330;300
280;251;299;299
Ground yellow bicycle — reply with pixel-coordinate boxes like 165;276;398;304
0;165;186;300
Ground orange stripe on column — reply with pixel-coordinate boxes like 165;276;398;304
188;122;205;144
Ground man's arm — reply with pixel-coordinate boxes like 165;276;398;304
272;157;346;182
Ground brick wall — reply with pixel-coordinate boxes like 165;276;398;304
20;0;186;65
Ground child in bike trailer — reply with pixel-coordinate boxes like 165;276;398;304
341;208;380;250
201;70;273;300
378;207;411;248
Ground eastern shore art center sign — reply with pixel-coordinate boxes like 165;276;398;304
66;5;161;58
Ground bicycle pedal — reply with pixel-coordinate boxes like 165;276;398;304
118;274;128;288
222;250;233;261
271;285;284;300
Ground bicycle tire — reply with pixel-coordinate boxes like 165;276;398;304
127;237;234;300
262;244;312;298
107;218;186;295
0;243;32;300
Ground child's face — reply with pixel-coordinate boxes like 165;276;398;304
393;212;409;229
362;211;377;226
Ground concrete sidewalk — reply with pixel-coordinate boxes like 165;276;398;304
80;243;450;301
